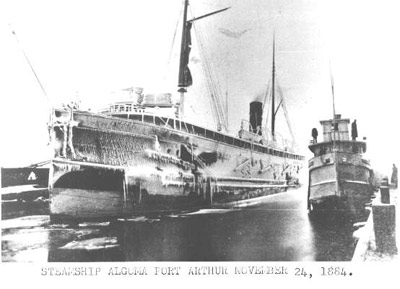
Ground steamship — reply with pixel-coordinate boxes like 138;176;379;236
48;0;305;221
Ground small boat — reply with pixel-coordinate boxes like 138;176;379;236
307;114;374;215
1;162;50;188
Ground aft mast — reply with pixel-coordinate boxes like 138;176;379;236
265;32;296;149
271;32;276;140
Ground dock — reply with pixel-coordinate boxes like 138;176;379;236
352;185;398;261
1;185;49;219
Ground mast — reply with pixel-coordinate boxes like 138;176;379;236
329;60;339;143
330;60;336;120
271;32;276;140
329;62;339;196
177;0;190;117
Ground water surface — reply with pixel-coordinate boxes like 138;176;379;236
2;187;364;262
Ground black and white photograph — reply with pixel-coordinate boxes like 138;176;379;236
0;0;399;286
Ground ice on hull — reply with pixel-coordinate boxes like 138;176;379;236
49;156;293;222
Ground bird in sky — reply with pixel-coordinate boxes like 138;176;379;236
218;28;251;38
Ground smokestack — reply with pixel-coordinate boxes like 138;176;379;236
249;101;263;135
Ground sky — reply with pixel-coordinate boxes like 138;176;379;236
0;0;399;176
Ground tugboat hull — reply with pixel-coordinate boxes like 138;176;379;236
309;163;372;205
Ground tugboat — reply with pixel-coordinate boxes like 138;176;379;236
307;114;374;215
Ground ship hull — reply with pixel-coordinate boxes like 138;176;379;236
49;159;291;221
48;109;304;222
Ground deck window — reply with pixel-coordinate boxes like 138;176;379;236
167;119;174;129
154;117;161;126
130;115;142;122
143;115;154;124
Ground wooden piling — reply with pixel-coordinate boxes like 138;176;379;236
372;183;397;254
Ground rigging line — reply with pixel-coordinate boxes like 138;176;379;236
192;24;213;96
189;4;226;131
196;35;217;121
262;78;271;108
274;99;283;116
192;21;227;132
189;104;197;115
276;81;295;142
225;90;228;127
165;5;184;81
206;60;225;130
9;24;50;103
203;46;226;131
195;24;216;92
264;83;272;131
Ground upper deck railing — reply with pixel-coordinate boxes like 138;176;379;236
97;102;304;161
